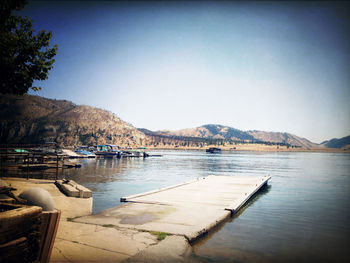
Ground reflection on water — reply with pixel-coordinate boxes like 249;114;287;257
192;184;272;246
4;150;350;262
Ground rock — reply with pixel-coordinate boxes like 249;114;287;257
19;187;55;211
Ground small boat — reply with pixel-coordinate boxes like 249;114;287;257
121;149;149;158
206;147;222;153
75;146;96;158
62;149;83;158
95;144;121;158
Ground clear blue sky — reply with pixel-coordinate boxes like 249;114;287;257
21;1;350;143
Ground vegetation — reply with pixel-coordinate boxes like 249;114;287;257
144;132;299;149
150;231;168;241
0;0;57;95
321;135;350;149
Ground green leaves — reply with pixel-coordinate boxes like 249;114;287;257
0;0;57;95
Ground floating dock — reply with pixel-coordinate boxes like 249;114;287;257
75;175;270;242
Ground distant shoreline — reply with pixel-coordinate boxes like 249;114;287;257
145;144;350;153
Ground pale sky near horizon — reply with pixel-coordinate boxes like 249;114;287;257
21;1;350;143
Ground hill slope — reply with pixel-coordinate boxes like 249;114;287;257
246;130;318;149
0;94;146;147
159;124;254;141
321;136;350;149
1;95;346;150
160;124;319;148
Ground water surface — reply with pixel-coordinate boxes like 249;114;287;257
9;150;350;262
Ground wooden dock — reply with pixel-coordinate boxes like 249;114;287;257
75;175;270;242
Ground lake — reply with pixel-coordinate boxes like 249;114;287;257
16;150;350;262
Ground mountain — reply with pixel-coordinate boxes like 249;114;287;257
321;135;350;149
1;94;346;150
159;124;319;148
246;130;318;149
0;94;147;147
159;124;255;141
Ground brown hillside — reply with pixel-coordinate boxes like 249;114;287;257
160;124;319;148
247;130;319;149
0;94;146;147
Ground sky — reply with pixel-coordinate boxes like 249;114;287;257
20;1;350;143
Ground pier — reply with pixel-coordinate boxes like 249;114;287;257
76;175;270;242
2;175;270;262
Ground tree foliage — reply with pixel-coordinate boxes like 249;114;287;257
0;0;57;95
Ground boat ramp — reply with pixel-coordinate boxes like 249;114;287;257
2;175;270;262
75;175;270;242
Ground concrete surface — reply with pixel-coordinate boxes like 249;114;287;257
3;178;92;219
2;177;190;262
123;235;192;263
2;175;270;262
52;220;158;262
75;176;270;242
55;179;92;198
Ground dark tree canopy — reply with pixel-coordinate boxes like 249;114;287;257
0;0;57;95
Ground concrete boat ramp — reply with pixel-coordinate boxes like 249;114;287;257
75;175;270;242
4;175;270;262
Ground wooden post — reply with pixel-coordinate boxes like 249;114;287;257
26;153;29;180
55;153;59;181
0;149;2;178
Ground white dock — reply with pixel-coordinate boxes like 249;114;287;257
75;175;270;242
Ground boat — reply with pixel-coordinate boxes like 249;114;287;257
121;149;148;158
61;149;83;158
206;147;222;153
95;144;121;158
63;161;82;168
75;146;96;158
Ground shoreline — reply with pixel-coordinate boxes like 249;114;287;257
144;144;350;153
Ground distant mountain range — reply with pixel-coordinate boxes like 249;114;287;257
0;94;349;149
156;124;318;148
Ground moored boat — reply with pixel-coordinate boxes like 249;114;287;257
121;149;149;158
95;144;121;158
75;146;96;158
206;147;222;153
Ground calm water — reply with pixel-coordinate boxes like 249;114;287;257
11;150;350;262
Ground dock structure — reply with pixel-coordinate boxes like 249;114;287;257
75;175;270;242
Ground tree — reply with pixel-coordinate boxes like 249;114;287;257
0;0;57;95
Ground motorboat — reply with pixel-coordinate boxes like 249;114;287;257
206;147;222;153
95;144;121;158
75;146;96;158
